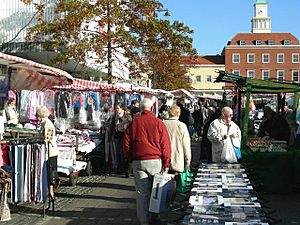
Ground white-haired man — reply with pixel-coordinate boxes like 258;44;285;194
207;106;241;163
123;98;171;225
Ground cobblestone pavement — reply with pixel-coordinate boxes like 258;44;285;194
5;175;107;225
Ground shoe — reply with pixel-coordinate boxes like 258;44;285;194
124;172;129;178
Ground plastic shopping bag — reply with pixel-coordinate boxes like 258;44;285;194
149;173;174;213
231;137;242;160
176;166;194;193
221;138;238;163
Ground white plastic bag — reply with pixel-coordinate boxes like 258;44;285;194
221;138;238;163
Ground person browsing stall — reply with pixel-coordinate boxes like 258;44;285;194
123;98;171;225
207;106;241;163
36;106;58;198
5;98;19;126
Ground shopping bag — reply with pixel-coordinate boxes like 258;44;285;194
149;173;174;213
176;166;194;193
231;138;242;160
221;138;238;163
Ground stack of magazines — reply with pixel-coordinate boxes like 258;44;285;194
183;163;269;225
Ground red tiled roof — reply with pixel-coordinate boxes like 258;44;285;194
228;33;300;45
181;55;225;65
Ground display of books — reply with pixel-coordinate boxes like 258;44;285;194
187;163;267;225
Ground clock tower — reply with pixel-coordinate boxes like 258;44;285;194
251;0;271;33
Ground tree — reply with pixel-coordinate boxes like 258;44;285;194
23;0;197;87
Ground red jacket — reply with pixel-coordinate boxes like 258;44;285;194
123;110;171;169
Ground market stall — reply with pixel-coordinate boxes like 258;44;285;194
215;71;300;193
0;52;73;216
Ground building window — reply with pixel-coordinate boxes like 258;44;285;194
277;53;284;63
283;40;291;45
232;54;240;63
255;40;262;45
262;70;270;80
262;54;269;63
195;75;201;82
247;70;254;78
239;40;246;45
277;70;284;81
247;53;255;63
206;75;212;82
292;53;299;63
232;70;240;76
292;70;299;82
268;39;274;45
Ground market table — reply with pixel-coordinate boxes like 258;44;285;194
242;147;297;193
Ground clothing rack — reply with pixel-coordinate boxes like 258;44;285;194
1;134;55;217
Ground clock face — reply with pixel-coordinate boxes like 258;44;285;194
257;9;264;15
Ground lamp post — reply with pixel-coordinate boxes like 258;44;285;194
150;8;170;89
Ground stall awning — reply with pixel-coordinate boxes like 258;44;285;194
52;78;133;92
0;52;73;90
216;71;300;93
171;89;195;99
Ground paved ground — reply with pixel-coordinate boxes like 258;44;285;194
3;141;300;225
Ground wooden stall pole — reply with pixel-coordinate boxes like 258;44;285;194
242;86;251;148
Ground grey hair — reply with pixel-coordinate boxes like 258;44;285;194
36;106;50;118
221;106;233;116
141;98;153;110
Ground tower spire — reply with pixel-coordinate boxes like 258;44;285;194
251;0;271;33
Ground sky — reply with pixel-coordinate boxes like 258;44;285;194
159;0;300;56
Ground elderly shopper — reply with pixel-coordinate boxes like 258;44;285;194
207;106;241;163
123;98;171;225
5;98;19;125
36;106;58;198
163;105;191;201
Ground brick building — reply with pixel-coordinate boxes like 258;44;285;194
183;0;300;95
224;0;300;83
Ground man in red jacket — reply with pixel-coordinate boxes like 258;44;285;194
123;98;171;225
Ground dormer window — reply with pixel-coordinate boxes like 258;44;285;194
239;40;246;45
255;40;262;45
268;39;274;45
283;39;291;45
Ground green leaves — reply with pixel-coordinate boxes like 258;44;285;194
25;0;197;88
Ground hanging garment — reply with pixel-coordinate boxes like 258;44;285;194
114;93;126;107
43;90;56;116
0;144;9;167
55;91;71;118
71;91;83;115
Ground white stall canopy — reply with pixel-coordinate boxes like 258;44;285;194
0;52;73;90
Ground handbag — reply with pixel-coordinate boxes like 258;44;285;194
176;166;194;193
231;138;242;160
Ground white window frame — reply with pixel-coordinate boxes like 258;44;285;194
239;40;245;45
277;70;284;81
232;70;240;76
255;40;262;45
195;75;201;82
206;75;212;82
247;53;255;63
262;53;270;63
283;40;291;45
292;53;299;63
262;70;270;80
292;70;299;82
277;53;284;63
232;53;240;63
247;70;255;78
268;39;274;45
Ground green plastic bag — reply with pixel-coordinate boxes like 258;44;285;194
176;166;194;193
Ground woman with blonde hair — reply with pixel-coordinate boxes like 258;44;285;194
163;104;191;201
36;106;58;198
